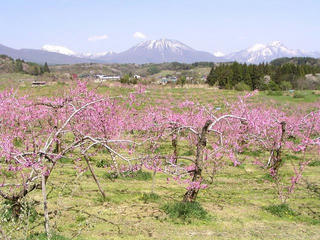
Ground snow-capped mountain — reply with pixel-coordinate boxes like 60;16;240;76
41;44;76;56
41;44;115;60
97;39;223;63
134;39;193;52
76;51;116;59
1;40;319;65
213;51;225;57
0;43;94;65
226;41;316;64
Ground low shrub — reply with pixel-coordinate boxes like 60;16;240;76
268;80;281;91
235;81;251;91
280;81;292;91
293;92;305;98
266;90;283;96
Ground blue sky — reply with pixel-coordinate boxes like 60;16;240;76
1;0;319;54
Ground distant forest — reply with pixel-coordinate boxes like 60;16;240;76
206;57;320;90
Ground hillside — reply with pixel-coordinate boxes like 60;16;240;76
0;55;49;75
271;57;320;66
50;62;213;83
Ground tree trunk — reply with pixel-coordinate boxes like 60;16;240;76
42;173;51;240
84;155;106;199
183;120;212;202
171;125;179;164
11;201;22;219
54;139;61;153
172;134;178;164
151;170;156;194
110;152;120;176
0;180;38;219
271;121;286;175
53;123;61;154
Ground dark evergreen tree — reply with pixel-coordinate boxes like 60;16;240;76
43;62;50;73
206;61;319;90
15;60;23;72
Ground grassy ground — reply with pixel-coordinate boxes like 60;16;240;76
5;155;319;240
0;76;320;239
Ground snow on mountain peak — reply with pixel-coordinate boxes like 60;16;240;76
248;43;266;52
77;51;116;59
42;44;117;59
226;41;308;64
135;39;193;52
269;41;282;47
42;44;76;56
214;51;225;57
38;39;319;64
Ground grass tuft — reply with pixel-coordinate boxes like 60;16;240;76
0;199;38;223
140;192;160;203
293;92;305;98
308;160;320;167
162;201;209;221
27;233;70;240
104;170;152;181
265;203;297;218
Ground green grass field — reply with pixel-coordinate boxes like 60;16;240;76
3;154;319;240
0;77;319;240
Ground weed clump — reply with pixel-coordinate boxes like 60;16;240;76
95;159;109;168
131;170;152;180
27;233;70;240
293;92;305;98
140;193;160;203
267;90;283;96
308;160;320;167
0;199;38;222
265;203;297;217
162;201;209;221
104;170;152;181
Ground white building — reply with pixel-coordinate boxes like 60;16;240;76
95;75;121;82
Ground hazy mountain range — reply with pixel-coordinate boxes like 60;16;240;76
0;43;94;65
1;39;319;65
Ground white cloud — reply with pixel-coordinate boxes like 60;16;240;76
133;32;147;39
88;34;108;42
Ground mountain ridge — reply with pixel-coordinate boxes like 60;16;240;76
0;40;319;65
0;44;98;65
226;41;320;64
96;39;223;64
